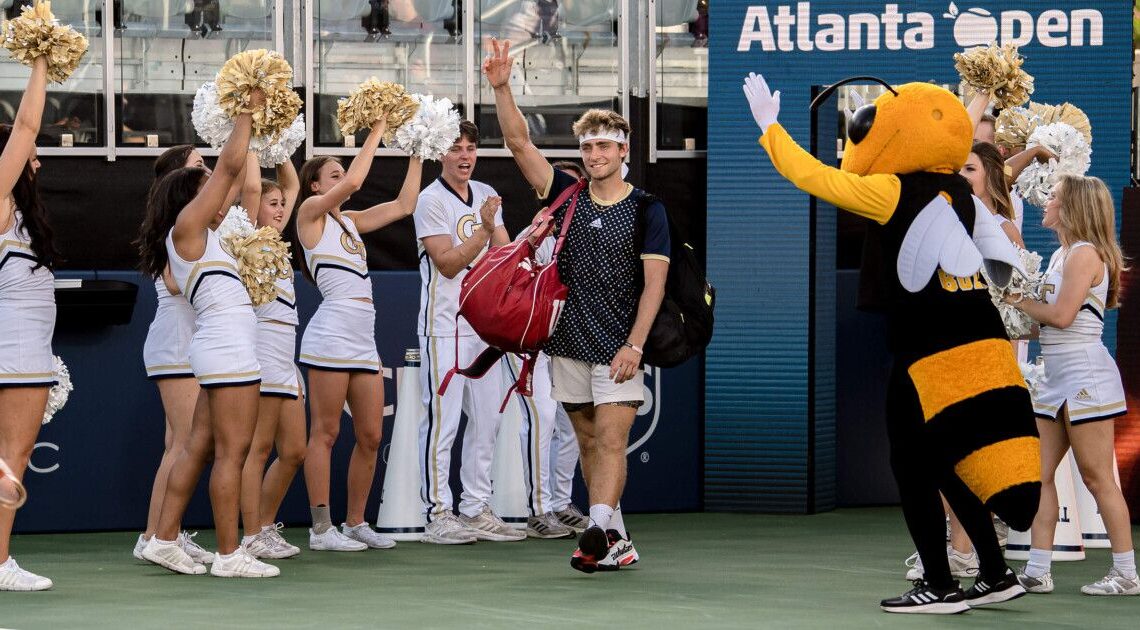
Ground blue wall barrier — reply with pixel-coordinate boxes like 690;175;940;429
16;271;701;533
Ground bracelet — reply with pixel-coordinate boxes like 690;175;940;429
623;342;643;355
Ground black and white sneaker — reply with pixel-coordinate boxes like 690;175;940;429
880;579;969;614
964;569;1026;607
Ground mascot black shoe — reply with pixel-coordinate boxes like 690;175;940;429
743;73;1040;614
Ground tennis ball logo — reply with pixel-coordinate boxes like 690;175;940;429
944;3;998;47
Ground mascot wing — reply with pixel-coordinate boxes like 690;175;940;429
897;196;982;293
970;196;1026;290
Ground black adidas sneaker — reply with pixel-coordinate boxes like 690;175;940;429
964;568;1026;607
880;579;969;614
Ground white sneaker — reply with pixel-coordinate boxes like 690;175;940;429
553;504;589;532
261;523;301;558
597;530;639;571
132;534;147;560
309;526;367;551
458;505;526;542
1081;568;1140;596
422;514;478;545
141;537;207;575
993;517;1009;548
904;546;978;580
526;512;575;539
0;557;52;591
1015;568;1054;593
243;531;295;560
210;547;280;578
342;523;397;549
178;531;215;564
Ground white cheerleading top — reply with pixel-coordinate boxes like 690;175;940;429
0;210;53;301
254;273;299;325
1039;242;1107;345
153;275;195;320
302;214;371;301
165;228;250;315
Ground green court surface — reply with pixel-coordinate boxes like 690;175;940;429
2;509;1137;629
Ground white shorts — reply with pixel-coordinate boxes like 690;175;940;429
190;306;261;388
257;321;301;398
0;299;56;387
550;356;644;406
143;302;196;379
1033;343;1126;425
298;298;380;373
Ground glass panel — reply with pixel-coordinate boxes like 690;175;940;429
654;0;705;151
115;0;275;146
0;1;107;146
474;0;620;148
312;0;464;147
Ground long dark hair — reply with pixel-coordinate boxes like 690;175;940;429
135;167;208;279
146;144;196;205
292;156;341;283
0;125;56;269
969;141;1014;221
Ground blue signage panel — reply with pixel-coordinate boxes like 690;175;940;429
707;1;1131;511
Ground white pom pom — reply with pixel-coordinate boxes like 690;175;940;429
256;114;305;167
1014;122;1092;207
191;81;233;149
392;94;461;161
43;356;73;424
217;205;255;244
1019;360;1044;398
982;247;1044;340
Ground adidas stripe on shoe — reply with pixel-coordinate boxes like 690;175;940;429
880;579;969;614
964;569;1026;607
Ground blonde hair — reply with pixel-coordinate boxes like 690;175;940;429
571;109;631;140
1054;174;1129;308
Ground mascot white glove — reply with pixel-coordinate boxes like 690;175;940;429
743;72;780;134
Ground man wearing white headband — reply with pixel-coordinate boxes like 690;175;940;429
483;38;670;573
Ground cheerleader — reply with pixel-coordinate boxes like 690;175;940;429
137;91;278;578
1007;175;1137;596
132;145;237;566
237;157;305;558
0;56;55;592
294;121;422;551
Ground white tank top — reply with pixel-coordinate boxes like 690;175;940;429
254;272;299;325
302;214;371;301
0;210;53;301
1039;242;1107;345
165;228;250;315
153;275;194;318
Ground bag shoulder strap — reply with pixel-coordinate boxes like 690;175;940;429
550;180;586;259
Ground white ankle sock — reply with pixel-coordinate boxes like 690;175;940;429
608;504;627;538
241;534;257;545
588;504;613;530
1025;548;1052;578
1112;550;1137;580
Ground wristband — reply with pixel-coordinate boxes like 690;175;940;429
623;342;643;355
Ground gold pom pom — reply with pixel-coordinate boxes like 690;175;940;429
1028;101;1092;146
954;43;1034;110
216;49;300;140
335;79;419;144
223;227;293;306
995;101;1093;150
1;1;89;84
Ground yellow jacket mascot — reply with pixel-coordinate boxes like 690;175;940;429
744;73;1040;614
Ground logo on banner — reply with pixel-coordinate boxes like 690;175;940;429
627;367;662;462
737;2;1103;52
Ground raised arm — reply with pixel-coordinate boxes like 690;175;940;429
297;121;386;225
172;95;259;258
744;73;900;224
277;158;300;212
966;91;992;134
482;38;553;194
1005;145;1056;185
344;156;424;233
0;57;47;202
241;151;262;222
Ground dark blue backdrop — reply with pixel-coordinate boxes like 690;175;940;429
16;271;701;533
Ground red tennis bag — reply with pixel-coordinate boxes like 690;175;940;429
436;180;585;410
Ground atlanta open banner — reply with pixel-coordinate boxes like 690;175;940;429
706;1;1132;511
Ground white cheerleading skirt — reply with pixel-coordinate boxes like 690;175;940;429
143;303;196;379
0;299;56;387
257;320;301;398
1033;342;1126;425
298;298;380;373
190;305;261;388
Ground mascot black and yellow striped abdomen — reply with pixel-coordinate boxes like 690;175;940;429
758;82;1040;530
